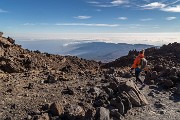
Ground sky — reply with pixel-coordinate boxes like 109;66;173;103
0;0;180;44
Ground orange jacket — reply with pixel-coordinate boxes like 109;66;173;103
132;53;144;68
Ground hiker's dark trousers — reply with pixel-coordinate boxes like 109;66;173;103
135;68;143;84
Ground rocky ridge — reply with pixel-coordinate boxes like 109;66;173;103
104;42;180;91
0;33;180;120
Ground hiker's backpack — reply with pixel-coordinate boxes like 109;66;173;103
140;58;147;70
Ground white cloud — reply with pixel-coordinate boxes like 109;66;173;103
141;2;180;12
161;5;180;12
95;4;114;8
23;23;35;26
55;23;159;29
12;33;180;46
0;9;8;13
96;9;102;12
88;0;180;13
117;17;128;20
169;0;180;5
87;1;99;4
166;17;177;20
140;18;153;21
74;16;92;19
141;2;166;9
111;0;128;6
55;23;119;27
89;0;128;7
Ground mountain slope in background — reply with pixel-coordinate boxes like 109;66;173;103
17;40;154;62
63;42;154;62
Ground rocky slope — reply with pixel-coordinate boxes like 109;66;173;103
104;42;180;119
0;33;180;120
104;42;180;90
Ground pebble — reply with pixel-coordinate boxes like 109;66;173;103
177;110;180;113
27;115;32;120
159;110;165;114
148;92;155;97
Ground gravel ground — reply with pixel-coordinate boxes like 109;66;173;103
123;80;180;120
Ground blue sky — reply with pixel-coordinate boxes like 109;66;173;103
0;0;180;42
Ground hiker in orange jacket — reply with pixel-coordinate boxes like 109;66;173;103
131;49;145;84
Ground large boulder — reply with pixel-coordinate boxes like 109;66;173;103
118;80;148;106
120;92;132;113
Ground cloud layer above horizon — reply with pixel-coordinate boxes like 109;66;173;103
0;0;179;41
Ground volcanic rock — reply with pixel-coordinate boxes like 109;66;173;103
95;107;110;120
45;74;57;83
7;37;15;44
62;104;85;120
118;80;148;106
110;109;123;120
50;101;64;116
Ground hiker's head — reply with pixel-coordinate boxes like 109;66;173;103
140;49;145;54
138;49;145;58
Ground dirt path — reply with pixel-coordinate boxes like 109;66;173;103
123;83;180;120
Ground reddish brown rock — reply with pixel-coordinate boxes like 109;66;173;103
50;101;64;116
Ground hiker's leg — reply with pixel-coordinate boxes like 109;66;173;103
135;70;143;84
